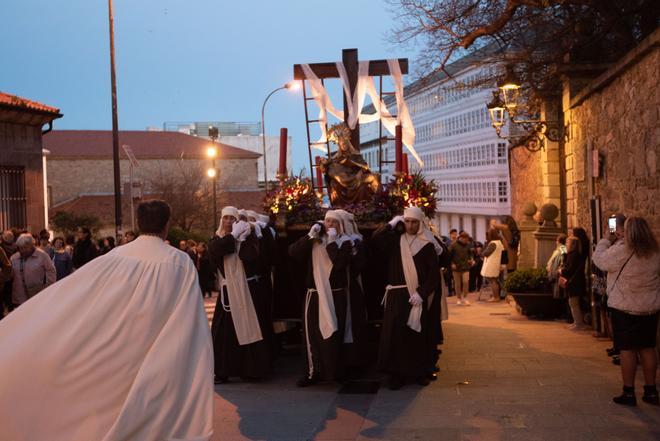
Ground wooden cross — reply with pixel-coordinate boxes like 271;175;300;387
293;48;408;151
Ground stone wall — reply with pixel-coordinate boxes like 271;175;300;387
509;30;659;241
0;121;46;231
564;35;660;237
509;146;543;223
47;157;259;205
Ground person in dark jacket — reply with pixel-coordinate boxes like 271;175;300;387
449;231;473;306
559;235;588;330
469;242;484;293
195;242;215;298
0;230;17;318
52;237;73;280
72;227;99;270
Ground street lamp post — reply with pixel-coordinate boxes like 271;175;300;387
261;81;299;192
208;126;219;232
107;0;122;241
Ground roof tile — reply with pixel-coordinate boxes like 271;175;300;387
0;91;61;114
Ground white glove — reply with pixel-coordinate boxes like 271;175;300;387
389;215;404;228
231;220;250;240
238;227;251;242
409;292;423;306
250;222;263;239
308;223;322;239
326;227;338;243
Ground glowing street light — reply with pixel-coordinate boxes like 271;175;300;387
207;126;220;231
206;145;218;159
261;81;300;191
285;81;301;91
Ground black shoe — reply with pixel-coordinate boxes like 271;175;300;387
612;355;621;365
606;348;620;357
296;375;318;388
613;392;636;406
416;376;430;386
388;375;404;390
642;386;659;405
427;372;438;381
214;375;228;385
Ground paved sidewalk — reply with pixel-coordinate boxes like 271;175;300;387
210;292;660;441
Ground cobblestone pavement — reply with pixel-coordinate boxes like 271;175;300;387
206;292;660;441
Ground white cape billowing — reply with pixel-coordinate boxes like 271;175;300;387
0;235;214;441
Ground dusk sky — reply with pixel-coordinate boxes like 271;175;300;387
1;0;416;172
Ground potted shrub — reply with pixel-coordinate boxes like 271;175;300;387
504;268;563;318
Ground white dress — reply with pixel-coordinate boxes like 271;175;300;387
481;240;504;278
0;235;214;441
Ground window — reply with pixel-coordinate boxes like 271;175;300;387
498;181;508;203
0;166;27;230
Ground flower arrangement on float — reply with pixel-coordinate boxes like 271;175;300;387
263;175;325;224
383;172;438;219
263;171;438;225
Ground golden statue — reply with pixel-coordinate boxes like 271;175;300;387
319;123;380;206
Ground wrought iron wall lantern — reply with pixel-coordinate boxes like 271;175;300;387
486;66;565;152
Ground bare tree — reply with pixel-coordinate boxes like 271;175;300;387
389;0;659;96
148;160;213;232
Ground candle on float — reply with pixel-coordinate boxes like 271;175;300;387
395;124;403;173
278;128;288;178
315;156;324;190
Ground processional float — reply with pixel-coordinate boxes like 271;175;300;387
271;49;426;322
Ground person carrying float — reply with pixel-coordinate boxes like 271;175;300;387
371;206;439;389
288;210;352;387
209;206;271;383
333;209;369;375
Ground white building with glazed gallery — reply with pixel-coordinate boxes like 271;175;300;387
360;60;511;243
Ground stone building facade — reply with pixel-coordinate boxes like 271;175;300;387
44;130;260;205
44;130;262;233
0;92;61;232
510;28;659;238
564;30;660;237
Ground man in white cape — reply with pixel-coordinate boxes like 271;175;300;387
0;200;214;441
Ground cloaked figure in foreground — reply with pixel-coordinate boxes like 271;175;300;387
372;206;440;390
0;200;214;441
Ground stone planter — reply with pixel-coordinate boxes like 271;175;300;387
510;291;564;318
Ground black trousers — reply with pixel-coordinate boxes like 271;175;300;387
0;281;12;319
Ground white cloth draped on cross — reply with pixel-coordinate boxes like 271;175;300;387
301;60;422;167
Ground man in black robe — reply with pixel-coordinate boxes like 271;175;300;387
209;206;271;383
247;210;278;358
288;210;352;387
334;209;368;376
372;207;439;390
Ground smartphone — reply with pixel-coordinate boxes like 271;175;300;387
608;215;617;234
